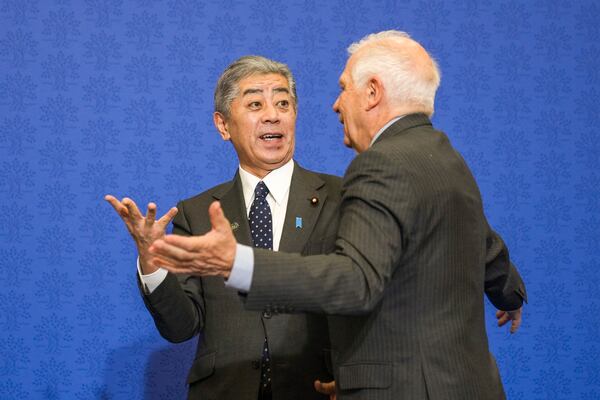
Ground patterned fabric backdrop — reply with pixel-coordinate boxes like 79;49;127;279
1;1;598;398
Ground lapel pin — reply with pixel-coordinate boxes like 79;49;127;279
310;196;319;206
295;217;303;229
230;222;239;231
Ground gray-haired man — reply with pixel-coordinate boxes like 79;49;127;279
106;56;340;399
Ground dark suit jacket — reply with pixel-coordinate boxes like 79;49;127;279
140;162;342;399
244;115;527;400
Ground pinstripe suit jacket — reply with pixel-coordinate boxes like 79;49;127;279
140;163;341;399
244;114;527;400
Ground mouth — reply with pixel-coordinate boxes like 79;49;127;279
259;133;284;141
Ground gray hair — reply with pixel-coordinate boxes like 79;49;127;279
347;30;441;115
214;55;298;117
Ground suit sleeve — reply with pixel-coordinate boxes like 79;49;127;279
139;201;207;343
484;223;527;311
245;150;408;315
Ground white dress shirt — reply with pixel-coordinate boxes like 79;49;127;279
138;159;295;294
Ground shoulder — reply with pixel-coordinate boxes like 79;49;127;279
341;145;420;206
352;122;449;175
313;172;342;205
177;180;234;211
294;163;343;190
346;146;395;179
315;171;343;191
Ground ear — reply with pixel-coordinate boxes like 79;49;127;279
365;76;384;111
213;112;231;141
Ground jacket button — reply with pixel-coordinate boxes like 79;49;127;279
262;310;272;319
251;360;260;369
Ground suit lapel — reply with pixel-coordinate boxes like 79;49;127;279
278;164;327;253
213;172;253;246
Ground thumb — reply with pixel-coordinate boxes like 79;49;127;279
208;201;231;233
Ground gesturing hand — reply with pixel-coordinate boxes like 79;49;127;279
496;307;522;334
148;201;236;278
105;195;178;274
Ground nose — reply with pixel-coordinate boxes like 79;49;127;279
333;96;340;113
262;102;279;123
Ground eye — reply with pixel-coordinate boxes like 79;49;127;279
248;101;262;110
277;100;290;109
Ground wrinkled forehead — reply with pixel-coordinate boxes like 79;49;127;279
236;73;291;96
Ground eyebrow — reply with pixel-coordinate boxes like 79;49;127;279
242;87;290;96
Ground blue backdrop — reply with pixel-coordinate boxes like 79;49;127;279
1;1;598;399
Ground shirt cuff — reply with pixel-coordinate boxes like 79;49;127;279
137;257;168;294
225;244;254;292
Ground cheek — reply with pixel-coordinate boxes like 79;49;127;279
345;115;354;129
283;116;296;133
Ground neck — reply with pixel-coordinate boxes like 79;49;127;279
240;158;293;179
370;106;428;136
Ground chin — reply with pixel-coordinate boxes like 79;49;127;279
343;136;352;148
261;153;291;165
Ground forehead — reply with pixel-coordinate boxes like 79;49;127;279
237;73;290;93
339;58;354;85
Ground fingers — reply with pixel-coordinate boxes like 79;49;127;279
122;197;143;219
152;256;193;275
151;253;220;277
145;203;157;228
208;201;232;233
496;311;510;327
162;234;204;252
157;207;179;229
105;195;136;234
105;195;129;218
106;195;177;245
496;309;523;333
314;380;336;395
510;318;521;334
150;254;179;270
150;238;197;262
150;246;196;275
509;308;522;334
104;194;118;206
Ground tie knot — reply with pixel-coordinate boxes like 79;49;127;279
254;181;269;200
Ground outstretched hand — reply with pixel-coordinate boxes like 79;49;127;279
496;307;522;334
148;201;237;278
104;195;178;274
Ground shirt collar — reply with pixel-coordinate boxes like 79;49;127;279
370;115;405;147
238;158;295;209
